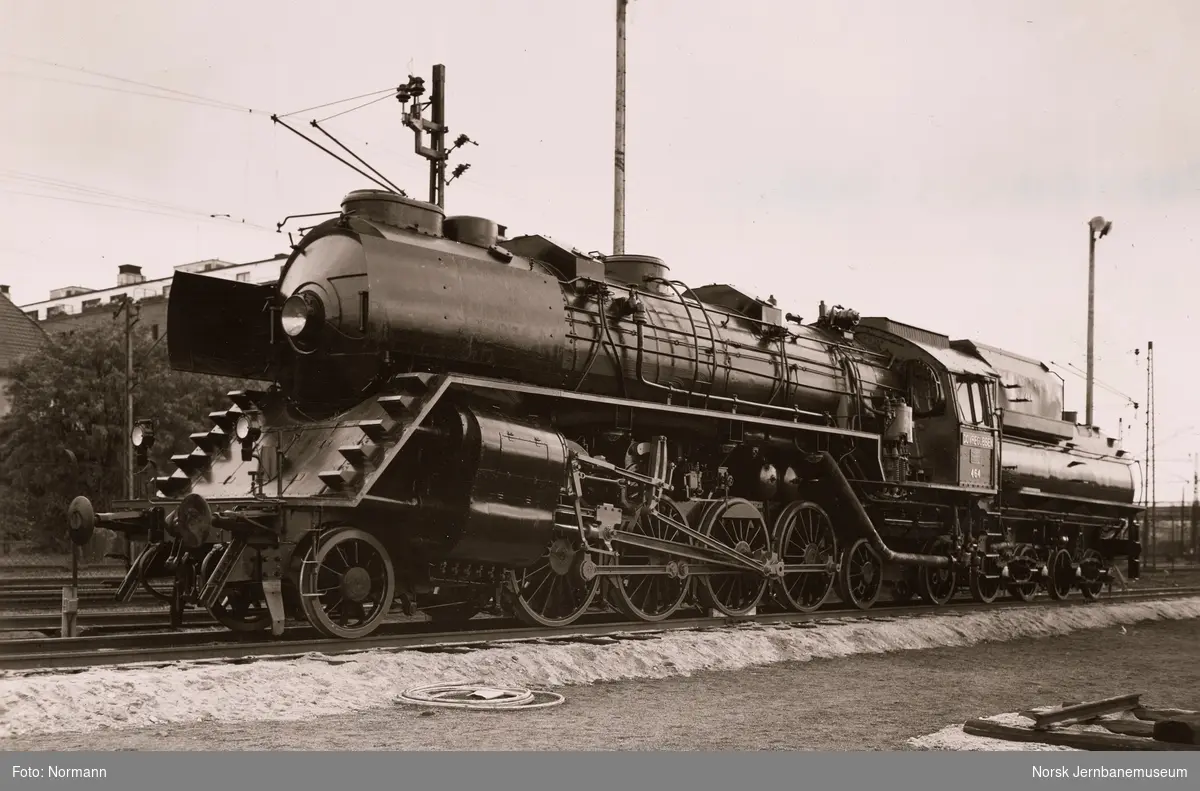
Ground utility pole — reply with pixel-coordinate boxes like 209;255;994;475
1146;340;1156;569
114;295;140;500
1179;488;1186;566
613;0;628;255
400;64;457;211
1085;216;1112;427
429;64;446;209
1185;453;1195;559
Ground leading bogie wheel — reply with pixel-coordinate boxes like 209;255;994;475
695;498;771;617
298;526;397;639
505;535;600;628
917;536;956;606
772;500;837;613
609;497;692;622
837;538;882;610
201;545;272;633
136;542;176;603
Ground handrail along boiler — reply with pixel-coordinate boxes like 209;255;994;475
66;201;1142;637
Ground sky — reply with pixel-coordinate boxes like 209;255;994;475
1;0;1197;502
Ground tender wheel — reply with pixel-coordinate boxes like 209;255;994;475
772;501;837;613
1076;548;1105;601
609;497;692;622
299;526;396;639
506;535;600;628
201;546;272;633
1046;547;1074;601
837;538;882;610
695;498;771;617
917;536;956;606
969;567;1002;604
1005;544;1039;602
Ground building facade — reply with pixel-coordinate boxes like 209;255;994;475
0;286;48;417
15;254;287;339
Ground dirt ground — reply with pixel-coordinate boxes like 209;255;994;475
2;615;1197;751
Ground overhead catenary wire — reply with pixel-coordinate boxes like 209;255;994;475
1058;361;1137;404
0;169;272;231
308;120;405;195
271;114;400;195
0;187;275;234
3;52;257;111
1048;360;1136;405
279;86;399;119
395;683;565;711
0;70;263;115
317;92;396;124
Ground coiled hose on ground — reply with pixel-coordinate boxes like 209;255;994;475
396;683;565;711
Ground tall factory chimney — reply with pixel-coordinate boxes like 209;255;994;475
117;265;145;286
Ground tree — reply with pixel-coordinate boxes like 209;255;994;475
0;318;247;550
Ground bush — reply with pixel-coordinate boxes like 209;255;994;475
0;319;246;549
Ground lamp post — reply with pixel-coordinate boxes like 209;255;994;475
1085;215;1112;427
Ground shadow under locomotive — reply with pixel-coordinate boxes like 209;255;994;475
65;190;1143;639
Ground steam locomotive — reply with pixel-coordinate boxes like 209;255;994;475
66;189;1142;639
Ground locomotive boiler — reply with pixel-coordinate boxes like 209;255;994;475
66;188;1142;639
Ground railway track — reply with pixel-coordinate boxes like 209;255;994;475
0;589;159;608
0;608;219;635
0;573;126;587
2;586;1196;675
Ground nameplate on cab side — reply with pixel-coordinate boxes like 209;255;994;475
961;431;995;450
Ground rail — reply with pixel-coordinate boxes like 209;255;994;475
2;586;1195;674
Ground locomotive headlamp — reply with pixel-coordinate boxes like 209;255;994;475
281;291;323;338
131;419;155;467
235;412;263;462
131;420;155;449
235;413;262;442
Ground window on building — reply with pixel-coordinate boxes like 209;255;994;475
151;324;159;340
81;298;101;310
162;285;171;298
236;272;249;282
24;310;38;320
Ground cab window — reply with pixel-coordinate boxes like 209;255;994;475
954;376;993;427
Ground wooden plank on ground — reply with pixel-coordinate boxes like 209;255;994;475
1099;719;1156;738
963;719;1200;752
1133;706;1200;722
1153;715;1200;746
1031;694;1141;730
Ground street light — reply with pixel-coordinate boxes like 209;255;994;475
1086;215;1113;428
